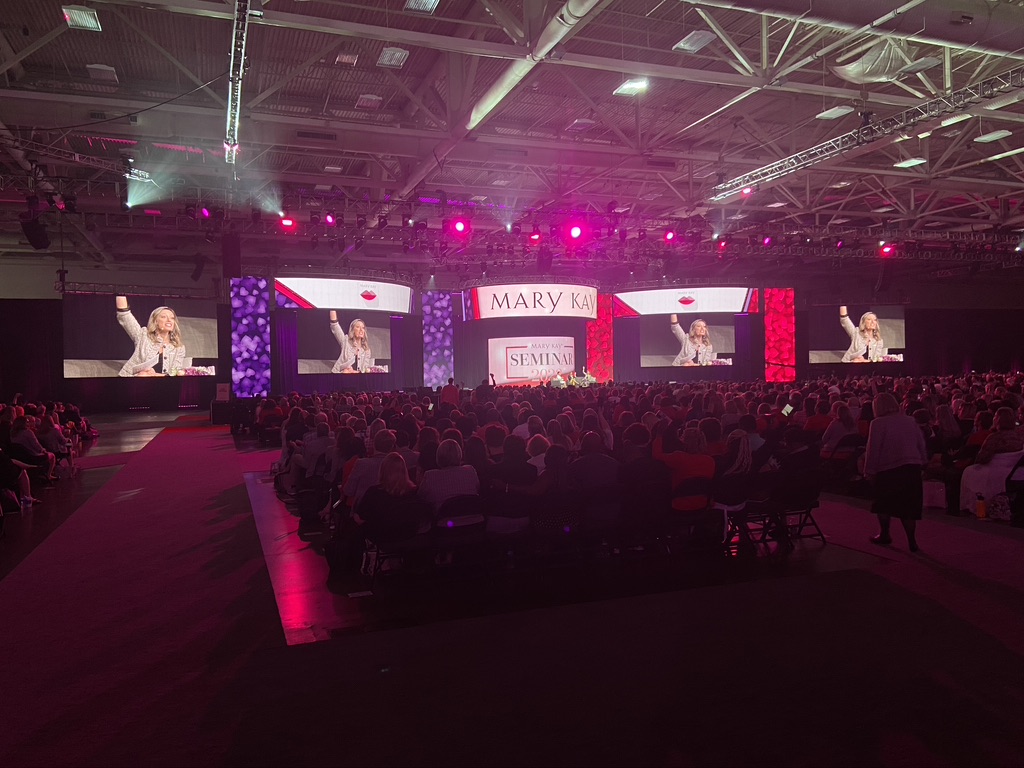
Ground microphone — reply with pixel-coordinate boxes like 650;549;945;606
354;352;359;372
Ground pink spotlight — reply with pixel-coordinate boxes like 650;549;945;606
280;216;296;229
880;244;895;256
664;230;676;242
324;212;336;226
569;225;583;240
762;236;772;247
742;186;754;196
200;207;211;218
453;219;468;235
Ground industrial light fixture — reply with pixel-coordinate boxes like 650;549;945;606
940;113;971;127
62;5;102;31
981;91;1024;111
377;47;410;69
673;30;716;53
893;156;927;168
614;78;648;96
404;0;439;12
355;94;384;110
565;117;597;133
974;129;1012;143
335;51;359;66
815;105;855;120
86;64;118;83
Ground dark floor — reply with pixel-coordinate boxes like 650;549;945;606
0;412;176;580
1;415;1022;767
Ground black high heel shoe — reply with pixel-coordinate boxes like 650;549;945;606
869;534;892;546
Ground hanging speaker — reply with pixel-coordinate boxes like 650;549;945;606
221;231;241;278
190;255;207;282
20;216;50;250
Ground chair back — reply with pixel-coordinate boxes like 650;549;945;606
826;433;865;459
672;476;713;511
435;494;487;528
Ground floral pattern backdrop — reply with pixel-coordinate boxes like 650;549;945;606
230;277;272;397
586;293;614;382
765;288;796;383
422;290;454;388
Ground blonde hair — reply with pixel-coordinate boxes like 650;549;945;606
348;319;371;352
721;429;751;476
872;392;901;418
377;452;414;495
147;307;184;348
858;312;882;343
689;319;712;347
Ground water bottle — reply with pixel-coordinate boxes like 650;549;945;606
975;492;987;519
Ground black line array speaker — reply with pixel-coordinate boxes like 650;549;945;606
20;217;50;250
221;231;242;278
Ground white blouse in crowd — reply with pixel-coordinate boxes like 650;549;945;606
116;309;187;377
671;322;715;366
330;321;373;373
840;315;886;363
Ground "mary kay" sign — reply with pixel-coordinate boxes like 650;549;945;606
467;283;598;320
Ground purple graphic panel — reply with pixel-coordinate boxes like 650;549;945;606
276;290;300;309
231;276;272;397
422;290;454;388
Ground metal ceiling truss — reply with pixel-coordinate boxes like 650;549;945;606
711;63;1024;201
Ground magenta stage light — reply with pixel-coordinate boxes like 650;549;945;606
569;225;583;239
665;230;676;242
280;216;296;229
452;218;469;234
200;207;211;218
324;212;336;226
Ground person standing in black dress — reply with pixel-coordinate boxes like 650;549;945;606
864;393;928;551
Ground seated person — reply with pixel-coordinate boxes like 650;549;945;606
418;439;480;512
8;416;56;480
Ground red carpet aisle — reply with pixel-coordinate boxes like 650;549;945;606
0;423;281;767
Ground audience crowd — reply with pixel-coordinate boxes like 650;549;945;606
0;396;94;518
258;371;1024;579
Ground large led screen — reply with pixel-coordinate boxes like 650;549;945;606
63;294;218;378
464;283;598;320
808;304;906;364
637;314;736;367
488;336;576;385
275;276;412;313
614;287;757;368
294;309;393;374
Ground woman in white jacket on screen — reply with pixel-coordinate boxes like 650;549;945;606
329;311;373;373
839;306;885;363
670;315;715;366
115;295;187;377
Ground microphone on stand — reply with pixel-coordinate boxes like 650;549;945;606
354;352;360;372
